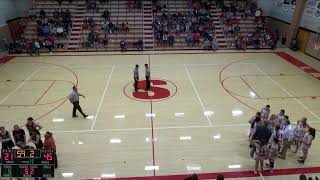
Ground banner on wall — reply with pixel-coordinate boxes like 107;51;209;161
271;0;320;18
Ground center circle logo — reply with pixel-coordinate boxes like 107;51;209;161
123;79;177;102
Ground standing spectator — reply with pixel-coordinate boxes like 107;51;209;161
298;128;316;164
0;126;15;149
44;132;58;168
69;86;88;118
12;125;26;145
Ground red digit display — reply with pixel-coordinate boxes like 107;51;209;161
4;153;13;161
43;153;53;161
24;168;29;175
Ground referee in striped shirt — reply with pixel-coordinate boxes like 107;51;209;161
145;64;150;91
133;64;139;92
69;86;88;118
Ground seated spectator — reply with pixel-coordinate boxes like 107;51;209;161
162;34;168;46
254;36;260;49
88;18;95;28
43;38;54;54
234;24;240;35
101;22;109;32
120;40;127;52
186;33;194;46
168;35;175;46
211;36;218;50
193;33;200;45
103;35;108;47
57;0;63;5
40;9;46;19
290;38;298;51
108;21;115;33
102;9;110;20
255;8;262;23
82;19;89;30
138;39;143;50
56;26;64;37
124;22;129;32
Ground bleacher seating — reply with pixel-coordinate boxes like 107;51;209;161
20;0;271;52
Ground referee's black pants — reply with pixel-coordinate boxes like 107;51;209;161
72;101;86;117
145;76;150;90
134;77;139;92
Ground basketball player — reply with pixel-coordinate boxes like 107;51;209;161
0;126;15;149
26;117;43;136
260;105;271;121
133;64;139;92
145;64;150;91
69;86;88;118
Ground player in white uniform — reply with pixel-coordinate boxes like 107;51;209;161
260;105;271;121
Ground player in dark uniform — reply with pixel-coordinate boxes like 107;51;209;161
0;126;15;149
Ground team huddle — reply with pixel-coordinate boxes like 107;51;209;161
249;105;316;174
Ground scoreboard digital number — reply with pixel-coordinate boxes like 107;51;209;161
1;149;55;177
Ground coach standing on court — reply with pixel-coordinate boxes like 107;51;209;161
133;64;139;92
69;86;88;118
145;64;150;91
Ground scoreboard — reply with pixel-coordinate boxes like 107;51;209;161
1;149;55;177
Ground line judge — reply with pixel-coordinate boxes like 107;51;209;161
69;86;88;118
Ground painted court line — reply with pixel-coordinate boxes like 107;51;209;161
184;64;213;127
254;64;320;120
0;68;40;105
91;65;115;130
46;124;251;134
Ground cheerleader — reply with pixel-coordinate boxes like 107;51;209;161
298;128;316;164
292;120;306;153
267;138;280;173
253;139;269;174
0;126;15;149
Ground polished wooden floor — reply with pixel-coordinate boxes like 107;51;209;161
0;49;320;180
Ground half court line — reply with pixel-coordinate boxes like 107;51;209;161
0;68;40;105
184;64;213;127
254;64;320;120
91;65;115;130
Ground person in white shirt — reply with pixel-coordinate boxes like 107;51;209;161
260;105;270;121
279;119;293;159
69;86;88;118
133;65;139;92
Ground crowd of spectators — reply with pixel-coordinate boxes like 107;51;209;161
153;0;218;49
128;0;142;11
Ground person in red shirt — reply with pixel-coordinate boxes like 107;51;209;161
193;33;200;45
44;132;58;168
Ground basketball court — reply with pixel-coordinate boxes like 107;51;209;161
1;49;320;179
